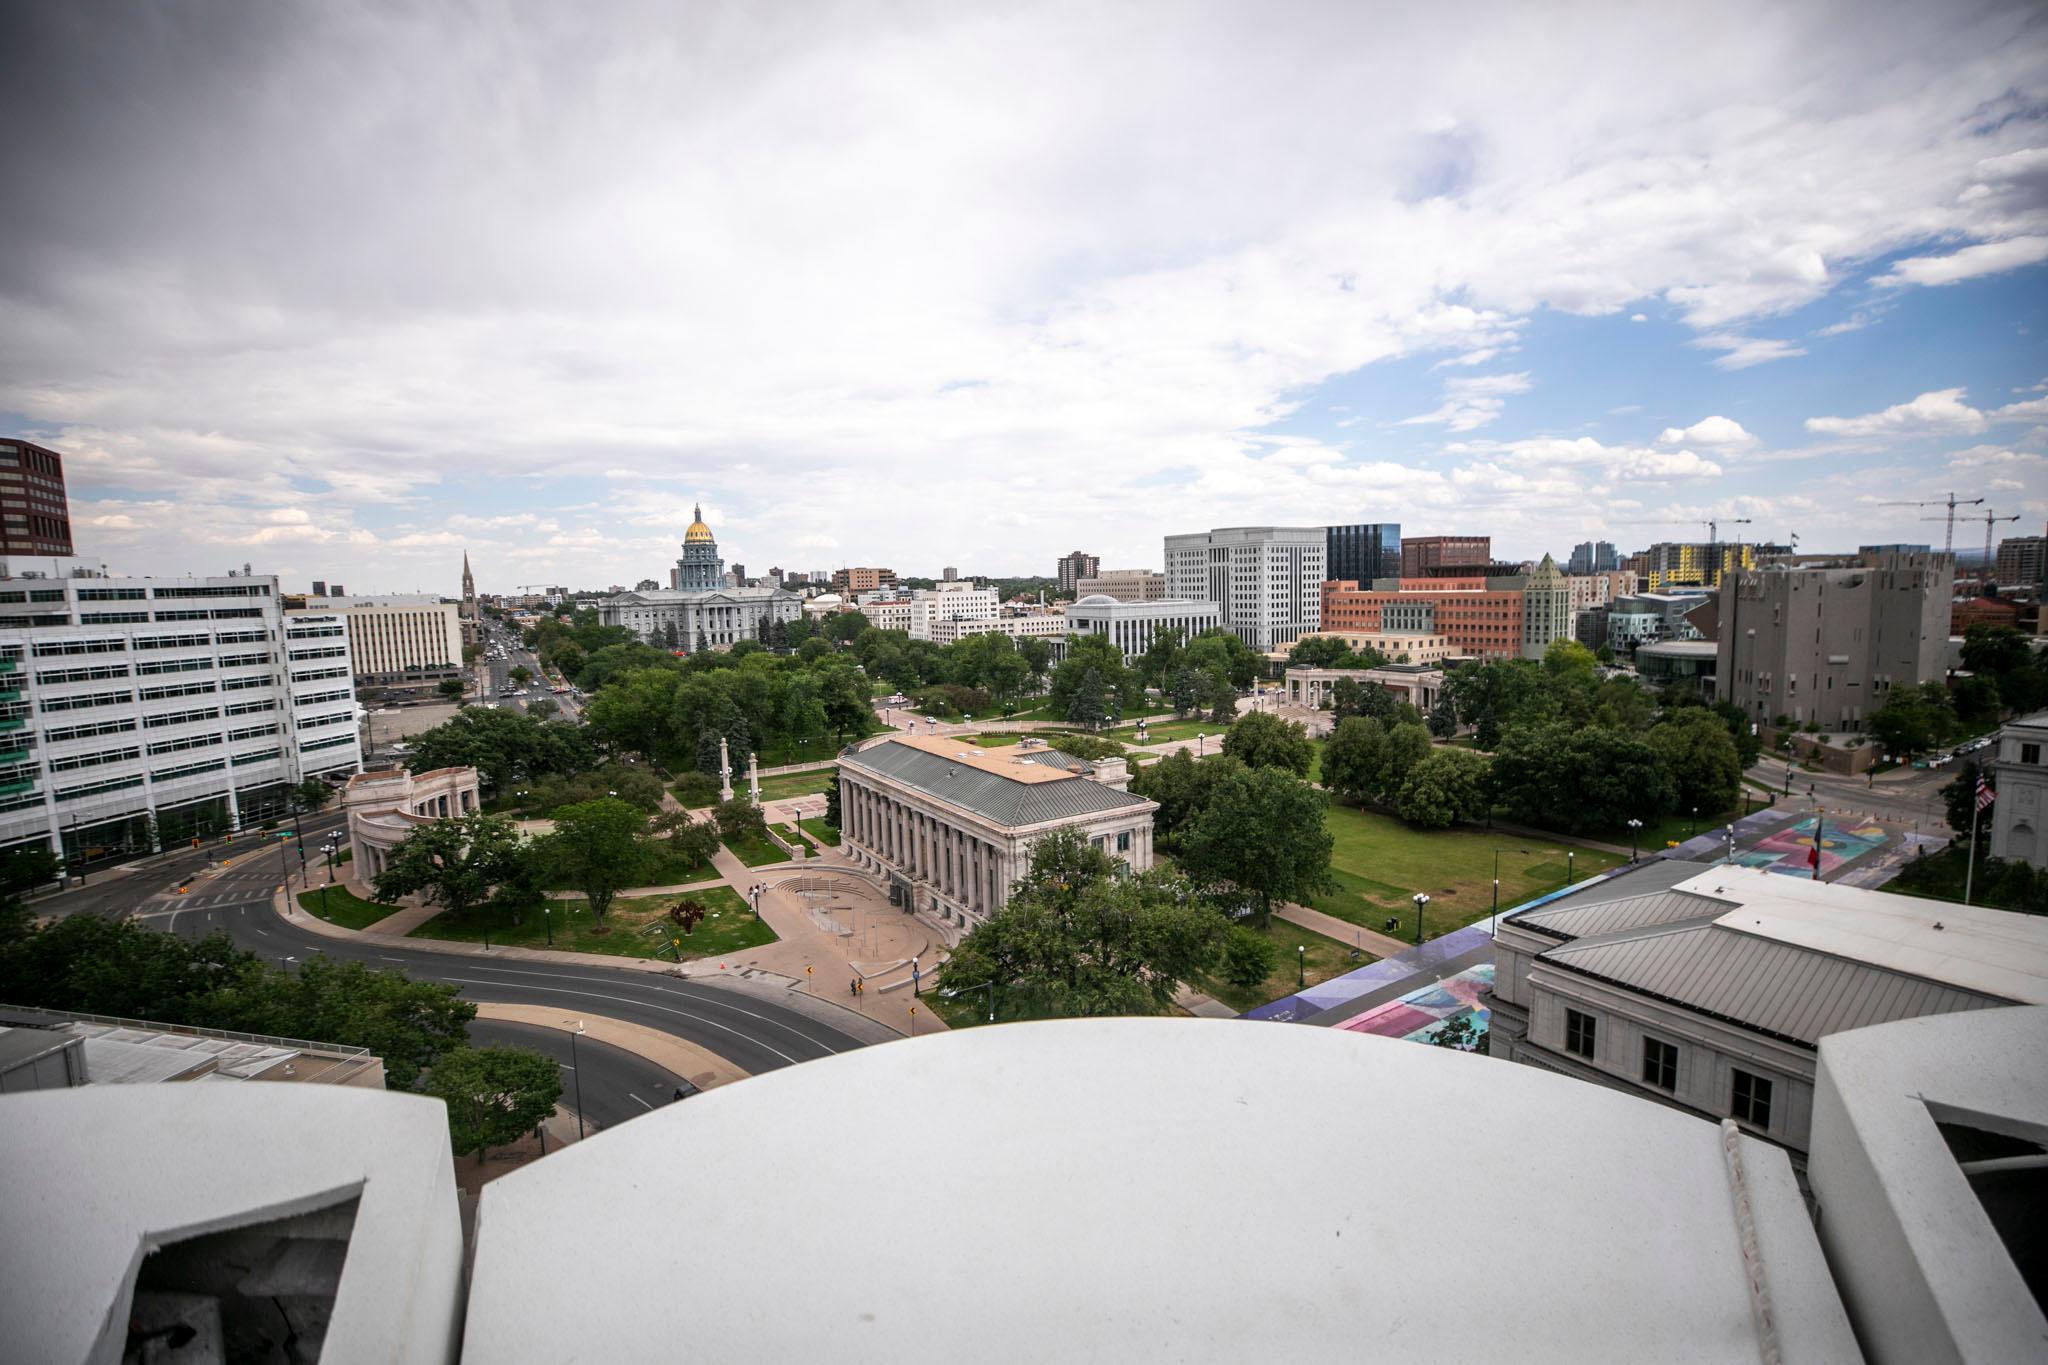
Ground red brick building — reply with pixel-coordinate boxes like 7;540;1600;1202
1322;576;1524;660
1951;596;2019;635
1398;535;1491;578
0;439;73;557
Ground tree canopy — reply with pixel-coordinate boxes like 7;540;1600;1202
1177;765;1334;924
423;1046;563;1162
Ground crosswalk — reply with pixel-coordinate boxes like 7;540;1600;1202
131;891;266;920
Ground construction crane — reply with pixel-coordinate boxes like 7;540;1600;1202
1931;508;2021;576
1880;493;1983;553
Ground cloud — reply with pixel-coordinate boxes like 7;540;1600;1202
1874;235;2048;288
1657;416;1757;448
1691;334;1808;370
1399;372;1532;432
1444;436;1723;481
1807;388;2048;439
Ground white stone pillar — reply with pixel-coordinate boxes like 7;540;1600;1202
748;753;760;807
718;737;733;803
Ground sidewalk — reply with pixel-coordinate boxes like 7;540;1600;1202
1272;902;1410;958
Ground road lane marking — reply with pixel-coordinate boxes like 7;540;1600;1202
450;964;847;1054
437;977;808;1065
628;1093;652;1110
379;956;406;962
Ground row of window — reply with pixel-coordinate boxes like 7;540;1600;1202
35;664;129;685
1561;1008;1775;1129
297;711;352;731
139;680;217;701
49;745;140;772
41;690;133;713
290;665;349;683
300;733;355;753
45;718;136;742
148;733;222;757
224;698;276;716
144;707;220;729
293;687;351;707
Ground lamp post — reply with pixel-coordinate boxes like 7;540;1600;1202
1689;805;1698;837
940;980;996;1023
565;1019;586;1140
1297;943;1306;987
543;905;552;946
1490;848;1531;934
1566;850;1575;886
1626;817;1643;862
516;789;529;819
1411;892;1430;945
1725;823;1736;864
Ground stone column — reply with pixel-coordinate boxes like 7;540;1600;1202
748;753;760;807
718;737;733;804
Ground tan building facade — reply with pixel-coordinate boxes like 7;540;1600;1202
343;765;482;879
288;594;463;686
1075;570;1165;602
837;734;1156;943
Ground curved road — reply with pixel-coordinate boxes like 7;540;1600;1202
43;816;872;1110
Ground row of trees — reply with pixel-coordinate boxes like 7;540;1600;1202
581;652;874;774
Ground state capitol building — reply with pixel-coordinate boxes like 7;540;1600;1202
597;505;800;651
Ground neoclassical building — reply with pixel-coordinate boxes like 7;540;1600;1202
597;505;800;650
342;766;482;880
837;734;1157;941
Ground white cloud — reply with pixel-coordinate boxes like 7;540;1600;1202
1657;416;1757;447
1691;334;1807;370
1399;372;1532;432
1807;388;2048;440
1875;235;2048;288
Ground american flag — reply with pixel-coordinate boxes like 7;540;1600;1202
1977;774;1997;813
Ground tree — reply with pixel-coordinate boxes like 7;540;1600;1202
1221;710;1314;777
715;796;768;843
1425;693;1458;739
422;1046;564;1163
1018;636;1052;689
287;777;335;816
1218;925;1278;992
546;798;647;928
1139;626;1186;690
1064;665;1109;728
1542;639;1599;688
823;773;842;829
371;813;525;926
1050;633;1135;719
1869;684;1956;757
1650;710;1742;815
826;611;872;644
934;831;1230;1018
1709;700;1763;767
649;809;721;868
1319;717;1387;805
437;677;467;702
1393;748;1492;828
1378;722;1433;803
1130;752;1245;843
1944;761;1994;842
1168;664;1204;717
1178;766;1334;925
0;845;60;941
1492;723;1675;834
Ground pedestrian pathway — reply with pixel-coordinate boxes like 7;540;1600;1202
1272;902;1410;958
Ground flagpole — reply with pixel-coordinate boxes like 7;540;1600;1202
1965;800;1981;906
1811;814;1823;881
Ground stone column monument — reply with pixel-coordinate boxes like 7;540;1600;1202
718;736;734;803
748;752;761;807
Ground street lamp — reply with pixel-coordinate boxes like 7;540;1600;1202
516;789;529;819
1490;848;1531;934
940;980;996;1022
543;904;552;946
1626;817;1643;863
1297;943;1306;987
1411;892;1430;945
564;1019;587;1140
1566;850;1575;886
1689;806;1698;837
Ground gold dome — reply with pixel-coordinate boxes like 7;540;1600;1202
684;502;714;545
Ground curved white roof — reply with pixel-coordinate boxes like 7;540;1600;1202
466;1019;1856;1363
1072;593;1118;605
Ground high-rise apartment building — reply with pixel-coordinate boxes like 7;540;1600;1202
1164;527;1324;652
1995;535;2046;588
1055;550;1101;595
1325;523;1401;587
0;572;361;869
1637;541;1757;591
1718;553;1955;730
831;567;897;595
285;594;464;688
0;440;75;558
1399;535;1489;578
1567;540;1618;575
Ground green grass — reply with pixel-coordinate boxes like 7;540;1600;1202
772;821;818;855
296;885;402;930
1103;717;1220;745
1193;919;1374;1014
537;839;717;892
754;734;851;767
754;767;837;802
799;817;840;847
723;830;791;867
1309;802;1627;940
409;886;775;960
334;847;353;865
1609;805;1752;853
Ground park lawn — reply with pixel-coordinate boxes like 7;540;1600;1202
724;829;791;867
799;817;840;847
772;821;818;855
1104;717;1220;745
1599;803;1754;855
754;734;848;767
754;767;837;802
1309;802;1626;941
296;885;403;931
1193;919;1374;1015
409;886;773;960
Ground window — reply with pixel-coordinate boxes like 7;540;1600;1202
1564;1008;1597;1060
136;656;214;675
138;680;217;701
1731;1069;1773;1129
1642;1037;1678;1092
2024;743;2041;766
39;689;133;712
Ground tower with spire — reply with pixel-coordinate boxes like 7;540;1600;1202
675;503;724;592
461;551;476;613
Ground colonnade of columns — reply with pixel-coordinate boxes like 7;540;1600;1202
839;775;1013;924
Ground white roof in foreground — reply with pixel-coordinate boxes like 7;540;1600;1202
1678;865;2048;1005
467;1019;1859;1364
0;1086;463;1365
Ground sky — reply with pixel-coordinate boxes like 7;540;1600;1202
2;1;2046;595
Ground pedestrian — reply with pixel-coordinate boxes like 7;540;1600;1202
850;976;858;998
856;978;864;997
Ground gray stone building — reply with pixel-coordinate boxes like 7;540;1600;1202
1488;861;2048;1158
1057;595;1222;665
1163;525;1324;652
1989;709;2048;867
598;508;800;649
1715;552;1954;730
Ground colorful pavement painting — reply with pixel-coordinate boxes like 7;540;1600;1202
1330;964;1494;1043
1735;816;1886;878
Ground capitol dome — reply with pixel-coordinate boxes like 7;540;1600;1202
683;502;715;545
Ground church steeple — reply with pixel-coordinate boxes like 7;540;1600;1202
461;550;474;599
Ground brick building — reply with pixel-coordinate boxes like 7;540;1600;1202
1321;576;1524;660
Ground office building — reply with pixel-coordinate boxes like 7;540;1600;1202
1398;535;1489;577
1636;540;1758;591
1519;555;1573;659
837;734;1156;940
929;612;1070;645
1995;534;2046;587
1566;540;1617;575
1990;709;2048;868
0;572;362;868
1718;552;1954;730
310;580;327;597
0;439;75;558
942;565;958;581
1059;597;1222;664
1055;550;1101;595
1489;862;2047;1160
1074;569;1166;602
860;582;998;641
285;594;463;687
1324;523;1400;587
831;566;897;595
1163;526;1324;652
1320;576;1524;660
